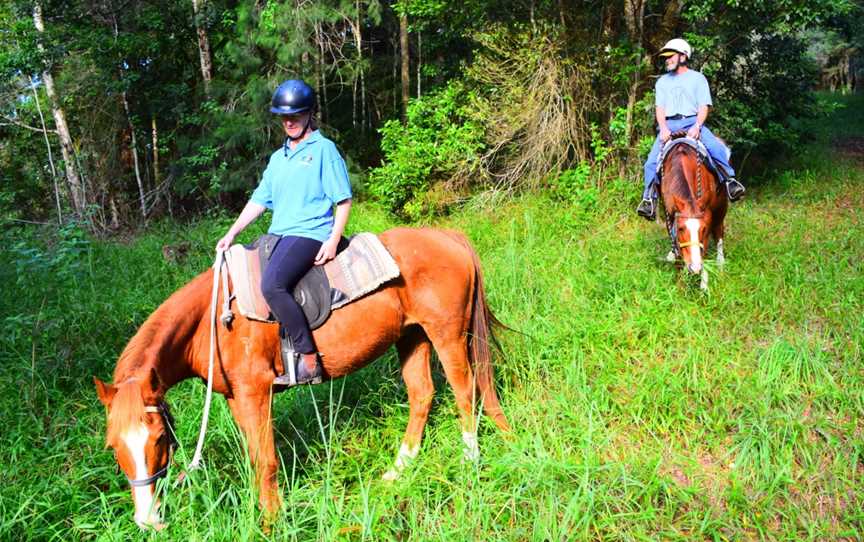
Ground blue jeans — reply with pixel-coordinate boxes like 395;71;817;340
642;117;736;199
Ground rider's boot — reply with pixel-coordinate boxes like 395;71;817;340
636;198;656;221
725;178;746;202
273;336;323;387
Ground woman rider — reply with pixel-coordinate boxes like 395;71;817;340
216;79;353;386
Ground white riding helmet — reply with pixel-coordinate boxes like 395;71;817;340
659;38;692;59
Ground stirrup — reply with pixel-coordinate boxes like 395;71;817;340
636;198;656;221
726;178;745;202
273;337;323;387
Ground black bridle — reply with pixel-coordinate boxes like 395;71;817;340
125;400;178;488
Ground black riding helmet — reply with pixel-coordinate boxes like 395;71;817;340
270;79;316;115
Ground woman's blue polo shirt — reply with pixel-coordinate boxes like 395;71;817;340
250;130;352;242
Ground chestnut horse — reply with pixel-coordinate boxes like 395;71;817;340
660;137;729;290
93;227;510;528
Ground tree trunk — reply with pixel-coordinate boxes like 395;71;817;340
33;2;84;216
416;31;421;98
316;23;328;124
113;15;147;219
191;0;213;96
151;116;160;188
399;10;409;123
623;0;646;148
30;76;62;224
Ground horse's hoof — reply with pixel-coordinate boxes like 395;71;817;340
666;251;676;263
382;469;400;482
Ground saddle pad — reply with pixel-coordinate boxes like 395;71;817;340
656;137;730;185
224;233;400;329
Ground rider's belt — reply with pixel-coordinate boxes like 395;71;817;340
665;114;697;120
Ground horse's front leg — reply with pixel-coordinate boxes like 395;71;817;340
226;391;281;521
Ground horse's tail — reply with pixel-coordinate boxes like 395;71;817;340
446;231;511;432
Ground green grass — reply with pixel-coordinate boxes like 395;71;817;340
1;94;863;541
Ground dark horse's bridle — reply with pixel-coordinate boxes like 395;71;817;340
125;400;178;488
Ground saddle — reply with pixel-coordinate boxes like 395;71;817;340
655;134;727;186
223;233;401;330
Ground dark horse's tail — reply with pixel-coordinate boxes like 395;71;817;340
446;231;511;432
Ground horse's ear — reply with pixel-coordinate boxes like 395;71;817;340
147;368;162;394
94;377;116;406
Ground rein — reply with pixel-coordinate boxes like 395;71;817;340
187;248;227;470
120;251;226;489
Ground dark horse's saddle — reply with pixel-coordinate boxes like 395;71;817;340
223;233;401;330
656;134;727;186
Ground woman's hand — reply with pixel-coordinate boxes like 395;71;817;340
314;238;339;265
215;233;235;252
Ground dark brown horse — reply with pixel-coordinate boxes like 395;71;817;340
660;138;729;290
94;227;510;529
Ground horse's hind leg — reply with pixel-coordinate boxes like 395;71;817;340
383;327;434;481
425;329;481;462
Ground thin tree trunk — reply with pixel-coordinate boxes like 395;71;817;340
316;23;326;123
151;116;160;188
359;3;367;130
416;31;421;98
122;95;146;218
30;76;62;224
353;0;366;132
33;2;84;216
113;15;147;219
191;0;213;96
623;0;646;148
399;10;409;123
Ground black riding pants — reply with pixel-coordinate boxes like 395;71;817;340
260;235;322;354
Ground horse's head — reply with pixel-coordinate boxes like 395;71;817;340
94;369;174;530
673;212;708;274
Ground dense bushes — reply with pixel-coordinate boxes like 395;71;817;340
368;82;484;219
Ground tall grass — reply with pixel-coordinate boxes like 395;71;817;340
1;95;862;540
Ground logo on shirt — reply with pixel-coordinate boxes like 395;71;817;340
300;154;314;166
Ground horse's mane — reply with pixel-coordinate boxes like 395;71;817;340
112;271;211;384
106;379;146;444
664;145;697;204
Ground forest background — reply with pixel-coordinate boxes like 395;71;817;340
2;0;863;226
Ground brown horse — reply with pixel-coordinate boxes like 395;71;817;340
93;227;510;529
660;137;729;290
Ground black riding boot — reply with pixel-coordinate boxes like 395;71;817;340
273;335;323;387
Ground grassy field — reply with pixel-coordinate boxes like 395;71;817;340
1;95;862;541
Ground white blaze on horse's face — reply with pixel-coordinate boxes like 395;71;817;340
121;423;162;528
685;218;703;273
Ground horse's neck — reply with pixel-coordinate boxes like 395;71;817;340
112;271;213;390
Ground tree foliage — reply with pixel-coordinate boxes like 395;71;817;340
0;0;860;226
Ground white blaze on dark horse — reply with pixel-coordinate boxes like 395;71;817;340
94;227;510;529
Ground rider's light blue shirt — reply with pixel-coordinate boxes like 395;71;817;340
250;130;352;242
655;69;712;117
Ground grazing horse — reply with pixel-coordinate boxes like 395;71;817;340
659;136;729;290
93;227;510;529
